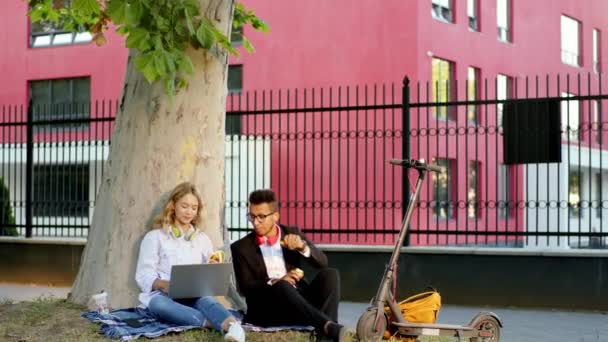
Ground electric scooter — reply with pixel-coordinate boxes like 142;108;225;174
356;159;502;342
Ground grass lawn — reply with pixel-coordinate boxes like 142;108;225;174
0;297;456;342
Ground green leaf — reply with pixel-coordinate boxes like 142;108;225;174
72;0;101;17
251;17;269;32
153;51;167;77
153;14;171;32
125;0;144;25
165;52;177;74
134;53;158;83
242;36;254;53
164;78;176;97
116;26;129;35
177;78;188;89
184;9;195;36
125;28;150;50
105;0;127;25
178;56;194;74
195;19;215;49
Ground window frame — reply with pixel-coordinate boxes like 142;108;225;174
593;28;601;73
29;77;91;132
432;158;456;220
497;0;512;43
568;169;581;219
467;0;479;31
432;0;453;23
33;163;90;218
227;65;243;94
432;57;455;120
29;0;92;49
498;164;514;219
561;15;581;67
496;74;512;127
467;66;481;124
467;160;481;219
561;92;581;141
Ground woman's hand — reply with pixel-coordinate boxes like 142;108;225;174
209;251;225;264
152;279;170;293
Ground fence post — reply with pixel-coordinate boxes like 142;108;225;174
25;101;33;238
402;77;411;246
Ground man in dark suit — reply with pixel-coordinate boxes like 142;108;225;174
231;189;346;341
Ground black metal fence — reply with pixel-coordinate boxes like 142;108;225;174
1;73;608;248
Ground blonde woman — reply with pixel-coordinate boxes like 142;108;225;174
135;182;245;342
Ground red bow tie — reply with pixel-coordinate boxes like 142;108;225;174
256;233;280;246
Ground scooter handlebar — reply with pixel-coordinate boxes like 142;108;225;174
388;159;444;173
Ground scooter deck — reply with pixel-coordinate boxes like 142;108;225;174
393;322;473;330
392;321;475;337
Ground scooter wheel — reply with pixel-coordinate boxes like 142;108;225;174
356;307;388;342
469;315;501;342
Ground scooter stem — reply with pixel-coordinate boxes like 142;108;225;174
373;168;426;310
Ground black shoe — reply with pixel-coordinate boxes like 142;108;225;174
325;322;345;342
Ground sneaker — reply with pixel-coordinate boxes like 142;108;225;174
225;321;246;342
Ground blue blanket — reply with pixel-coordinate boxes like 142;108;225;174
82;308;314;341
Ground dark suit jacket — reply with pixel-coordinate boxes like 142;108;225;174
230;224;328;298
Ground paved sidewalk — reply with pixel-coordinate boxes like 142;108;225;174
342;302;608;342
0;283;70;302
2;284;608;341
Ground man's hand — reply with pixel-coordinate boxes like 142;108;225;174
282;234;307;251
153;279;170;294
272;269;304;287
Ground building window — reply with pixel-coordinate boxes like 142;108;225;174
29;1;92;48
561;15;581;67
467;67;480;123
231;25;243;45
569;170;581;218
593;29;601;73
594;100;602;144
433;158;454;219
467;161;480;219
432;0;453;23
228;65;243;94
468;0;479;31
596;173;602;219
33;164;89;217
432;57;454;120
561;92;580;141
497;0;511;42
226;65;243;135
29;77;91;132
496;74;512;126
498;164;513;218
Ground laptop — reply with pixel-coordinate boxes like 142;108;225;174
168;263;233;299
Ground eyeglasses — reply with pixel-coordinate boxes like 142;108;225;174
246;212;275;223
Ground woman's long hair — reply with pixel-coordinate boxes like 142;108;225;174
151;182;204;230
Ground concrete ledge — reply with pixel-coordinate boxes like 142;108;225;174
325;249;608;310
0;237;86;246
0;241;83;286
3;240;608;310
318;244;608;258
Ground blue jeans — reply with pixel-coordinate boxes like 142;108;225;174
148;294;232;331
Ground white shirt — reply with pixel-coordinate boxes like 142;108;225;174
259;230;288;280
259;227;311;283
135;227;215;307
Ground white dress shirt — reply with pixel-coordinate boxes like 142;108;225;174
135;226;214;307
259;227;311;283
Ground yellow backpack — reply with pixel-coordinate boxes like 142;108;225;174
383;290;442;339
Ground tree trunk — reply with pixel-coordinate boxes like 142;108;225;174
69;0;235;308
